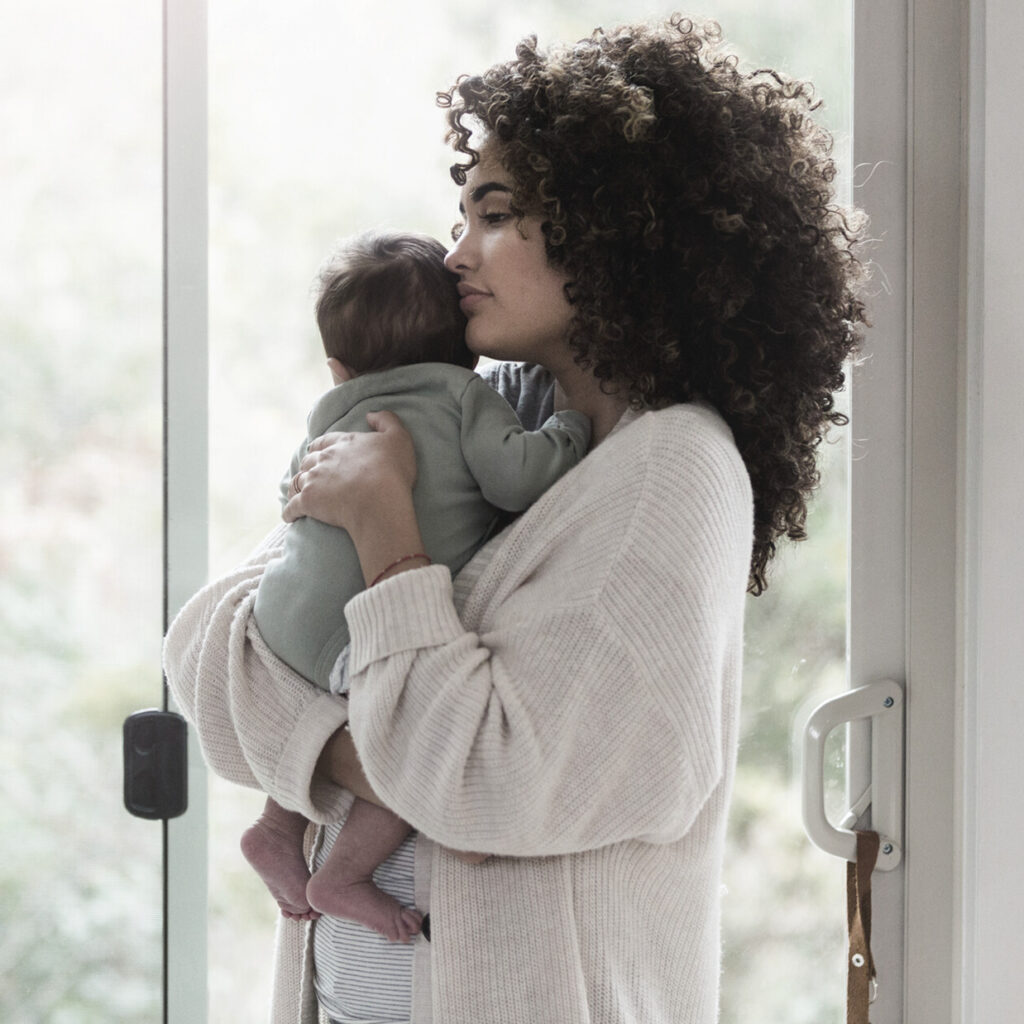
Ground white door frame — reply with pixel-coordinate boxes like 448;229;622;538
849;0;911;1018
853;0;966;1020
958;0;1024;1021
856;0;1024;1021
902;0;962;1020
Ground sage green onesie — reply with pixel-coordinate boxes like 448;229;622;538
253;362;590;689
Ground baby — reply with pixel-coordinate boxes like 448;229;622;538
241;230;590;942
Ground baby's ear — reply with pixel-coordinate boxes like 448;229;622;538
327;358;355;385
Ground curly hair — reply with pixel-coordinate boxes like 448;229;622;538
439;17;867;594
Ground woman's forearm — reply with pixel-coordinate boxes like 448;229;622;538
316;725;390;808
346;479;430;588
319;721;490;864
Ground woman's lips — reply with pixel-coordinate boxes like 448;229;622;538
457;284;490;313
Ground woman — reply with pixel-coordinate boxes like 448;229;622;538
165;17;865;1024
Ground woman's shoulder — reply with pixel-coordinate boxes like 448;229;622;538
602;402;752;557
605;401;749;493
529;400;750;561
596;404;753;601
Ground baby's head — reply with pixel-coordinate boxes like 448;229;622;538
315;231;472;381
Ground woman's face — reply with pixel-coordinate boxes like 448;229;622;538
444;151;574;368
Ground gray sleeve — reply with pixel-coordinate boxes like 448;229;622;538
459;374;590;511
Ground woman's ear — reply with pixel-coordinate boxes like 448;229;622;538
327;358;355;385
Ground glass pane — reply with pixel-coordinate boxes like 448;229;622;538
723;423;850;1023
0;3;164;1022
710;5;852;1021
207;2;851;1019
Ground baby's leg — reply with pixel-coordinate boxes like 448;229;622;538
240;796;319;921
306;797;421;943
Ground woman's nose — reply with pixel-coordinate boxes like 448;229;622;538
444;230;472;273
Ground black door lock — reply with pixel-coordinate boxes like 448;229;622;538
123;709;188;820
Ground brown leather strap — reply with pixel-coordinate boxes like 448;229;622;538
846;829;880;1024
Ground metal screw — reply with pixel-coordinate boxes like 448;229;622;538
883;696;894;708
852;954;866;968
882;843;894;856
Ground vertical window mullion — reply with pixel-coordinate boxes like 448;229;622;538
163;0;209;1021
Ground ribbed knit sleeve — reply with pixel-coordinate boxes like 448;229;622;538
162;524;353;824
345;405;752;857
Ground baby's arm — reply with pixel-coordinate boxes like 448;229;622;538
458;374;591;511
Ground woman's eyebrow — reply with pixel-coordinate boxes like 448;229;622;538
458;181;512;214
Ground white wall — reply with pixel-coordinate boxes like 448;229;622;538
959;0;1024;1019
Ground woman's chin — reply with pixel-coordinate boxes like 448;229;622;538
467;335;540;367
465;334;506;362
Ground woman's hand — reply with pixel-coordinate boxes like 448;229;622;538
284;411;429;587
283;411;417;532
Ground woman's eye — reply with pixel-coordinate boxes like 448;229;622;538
450;221;464;242
481;211;509;225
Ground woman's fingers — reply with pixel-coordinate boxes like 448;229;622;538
304;430;348;457
281;412;417;528
282;484;305;523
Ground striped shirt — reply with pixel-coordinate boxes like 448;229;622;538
312;824;418;1023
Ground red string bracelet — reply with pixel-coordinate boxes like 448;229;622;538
370;553;432;588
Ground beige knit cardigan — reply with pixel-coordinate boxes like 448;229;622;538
164;402;752;1024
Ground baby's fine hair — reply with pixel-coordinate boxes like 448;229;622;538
315;231;472;374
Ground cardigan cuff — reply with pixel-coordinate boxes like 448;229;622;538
270;688;353;824
244;616;353;823
345;564;465;676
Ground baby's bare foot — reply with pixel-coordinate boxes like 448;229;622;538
241;819;320;921
307;870;422;943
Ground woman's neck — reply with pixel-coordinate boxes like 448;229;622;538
553;364;631;449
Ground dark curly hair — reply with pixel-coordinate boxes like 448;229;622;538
439;16;867;594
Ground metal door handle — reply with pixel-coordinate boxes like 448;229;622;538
801;679;904;870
